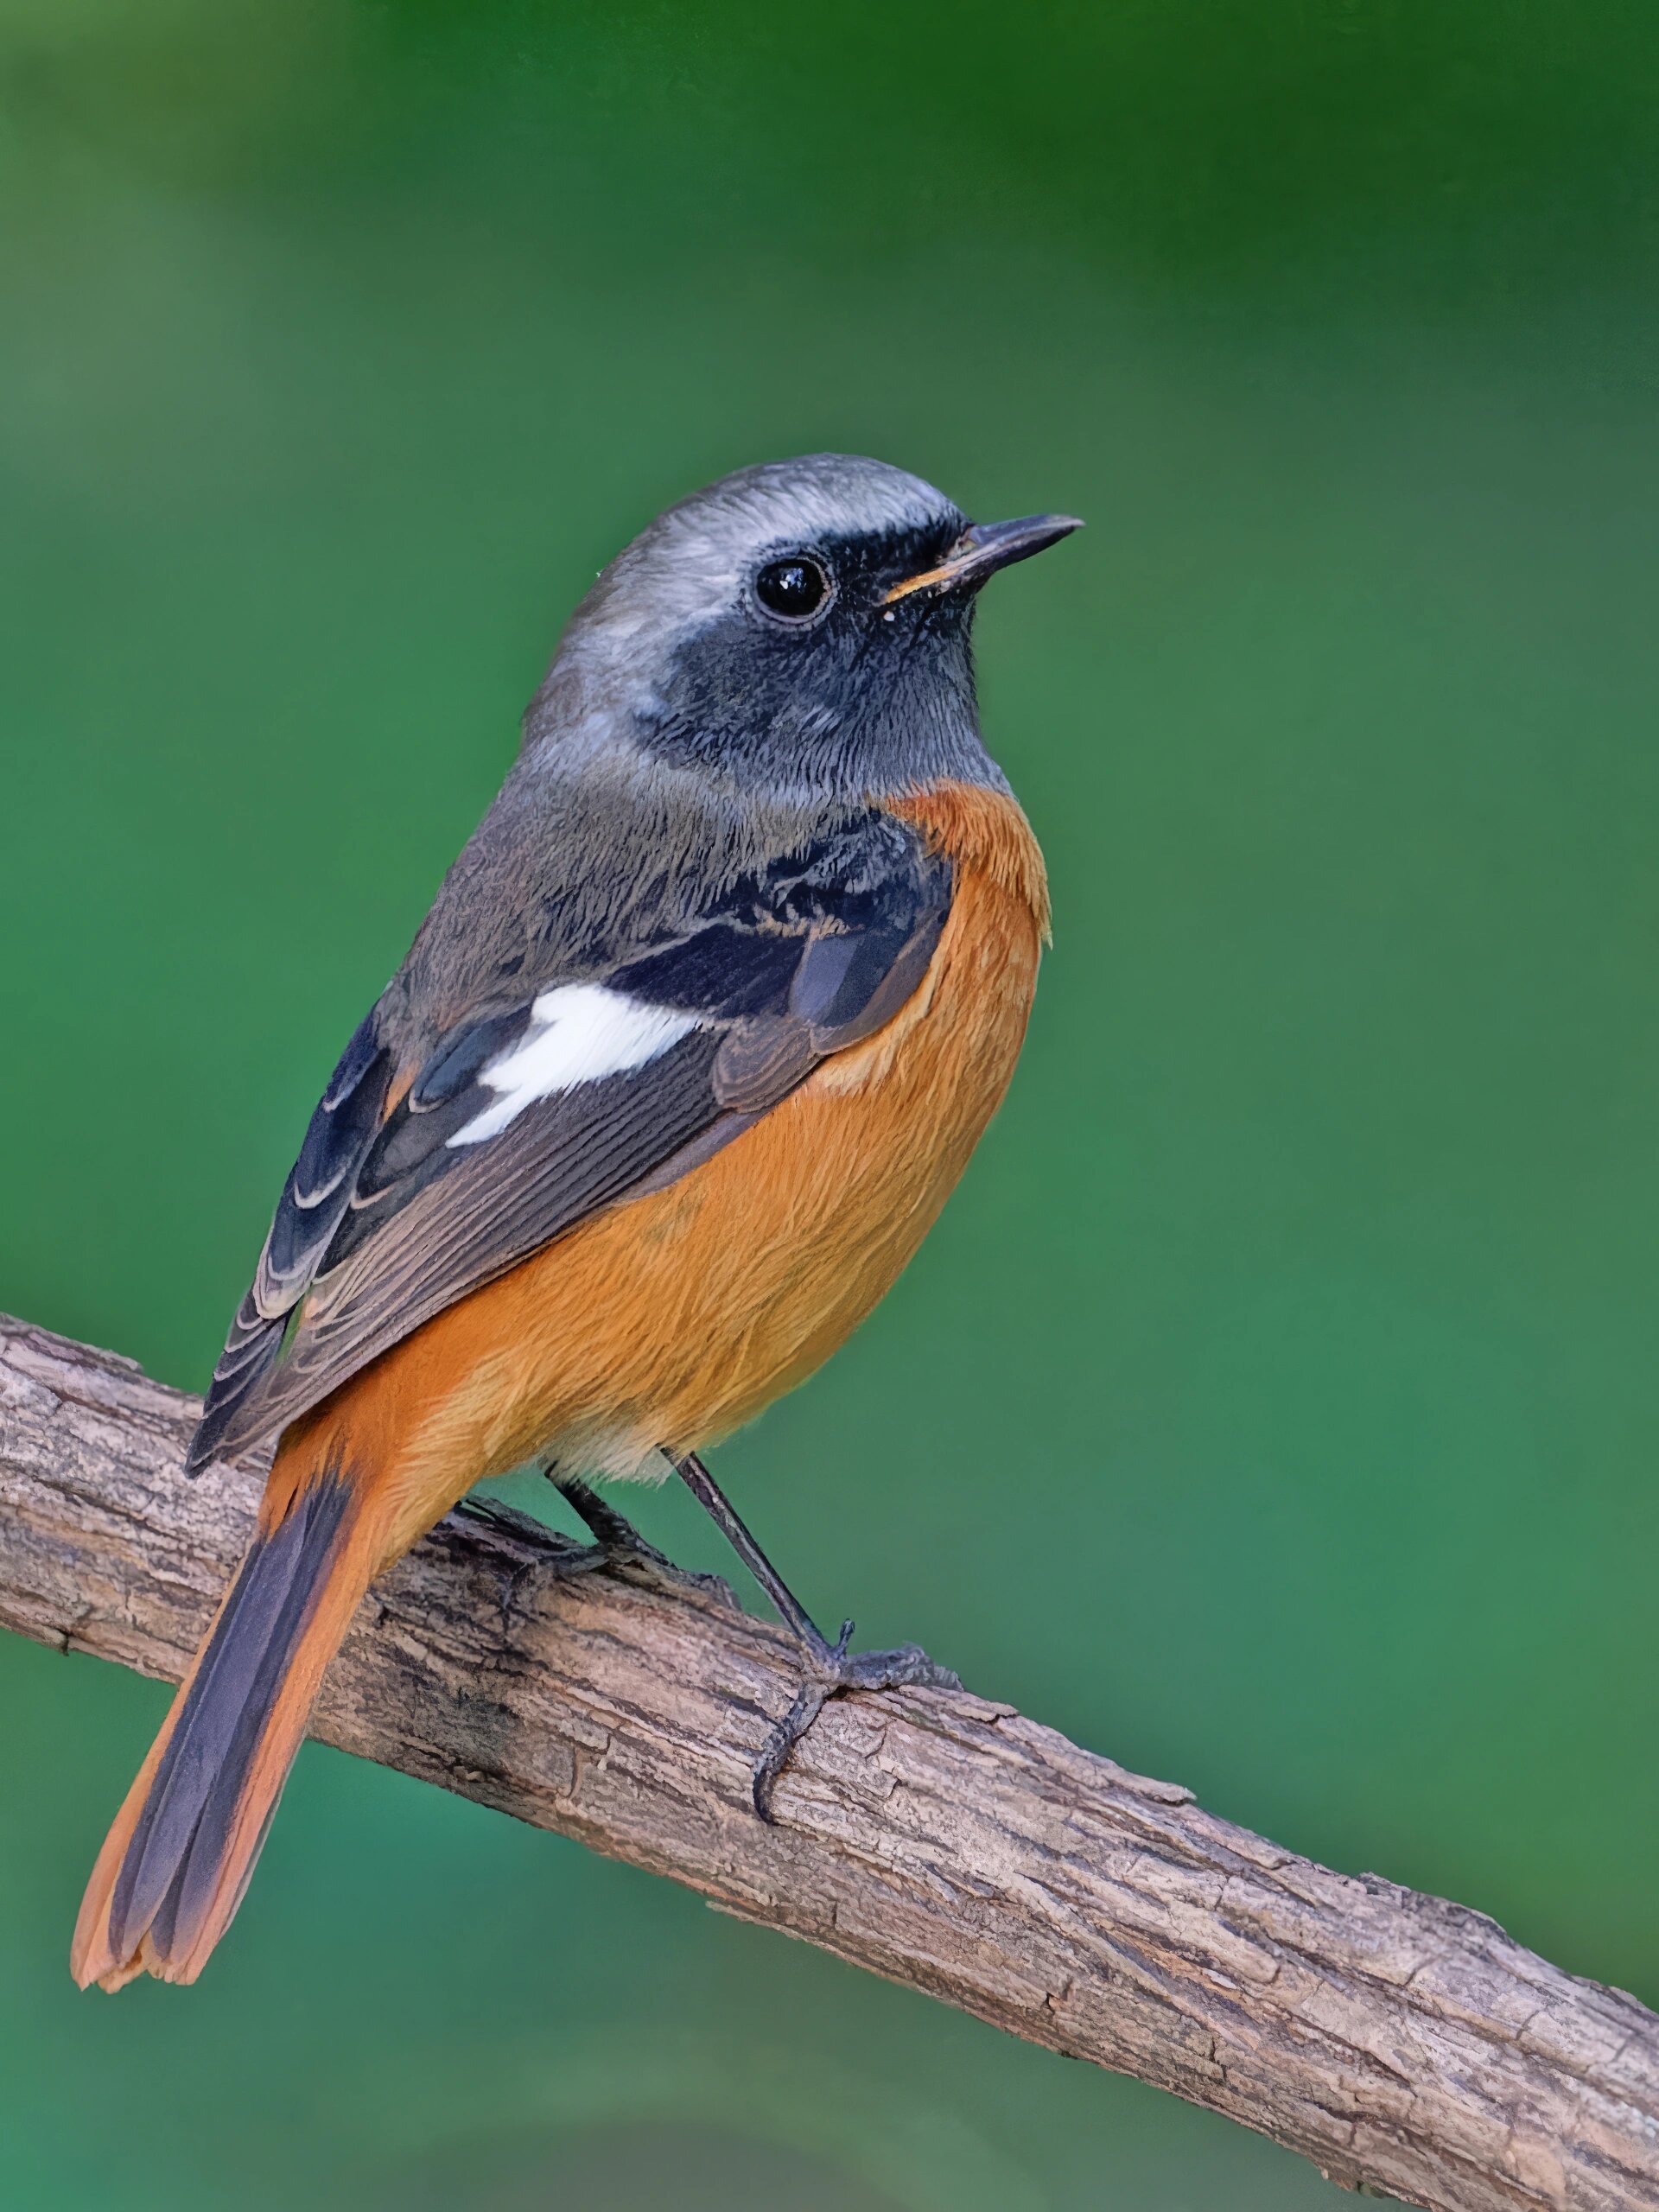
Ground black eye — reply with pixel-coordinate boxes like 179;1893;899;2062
754;555;831;622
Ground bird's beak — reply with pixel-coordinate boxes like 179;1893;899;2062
884;512;1084;604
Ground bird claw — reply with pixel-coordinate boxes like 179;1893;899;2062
542;1478;741;1611
452;1496;607;1633
594;1535;741;1612
750;1626;960;1821
455;1493;736;1633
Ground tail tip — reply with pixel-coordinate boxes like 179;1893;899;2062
72;1915;205;1993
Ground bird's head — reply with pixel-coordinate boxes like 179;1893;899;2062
526;454;1080;808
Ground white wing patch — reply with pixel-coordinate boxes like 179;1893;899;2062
447;984;702;1147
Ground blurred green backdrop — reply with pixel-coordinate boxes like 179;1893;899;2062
3;3;1657;2206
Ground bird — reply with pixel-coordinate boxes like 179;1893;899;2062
71;453;1078;1992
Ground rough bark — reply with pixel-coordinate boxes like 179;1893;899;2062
0;1311;1654;2211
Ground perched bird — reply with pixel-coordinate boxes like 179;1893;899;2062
72;454;1077;1991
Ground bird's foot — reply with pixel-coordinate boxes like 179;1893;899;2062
451;1496;611;1634
752;1619;959;1821
548;1475;740;1611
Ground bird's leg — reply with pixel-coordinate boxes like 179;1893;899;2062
671;1451;959;1821
545;1470;739;1609
553;1473;671;1565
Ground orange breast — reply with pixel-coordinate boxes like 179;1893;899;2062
284;781;1047;1563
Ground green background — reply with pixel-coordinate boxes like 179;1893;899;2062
3;3;1656;2205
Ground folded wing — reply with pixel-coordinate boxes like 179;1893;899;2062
188;811;951;1471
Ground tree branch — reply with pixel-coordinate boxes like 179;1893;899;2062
1;1312;1654;2210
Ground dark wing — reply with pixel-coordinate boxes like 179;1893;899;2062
187;813;951;1471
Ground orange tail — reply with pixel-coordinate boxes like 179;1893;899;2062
72;1457;382;1991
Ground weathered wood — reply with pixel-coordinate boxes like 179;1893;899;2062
0;1310;1654;2209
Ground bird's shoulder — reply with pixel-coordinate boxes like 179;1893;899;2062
378;775;952;1053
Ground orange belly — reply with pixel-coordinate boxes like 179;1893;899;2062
278;782;1047;1565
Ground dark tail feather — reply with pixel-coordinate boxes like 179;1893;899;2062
73;1469;368;1990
